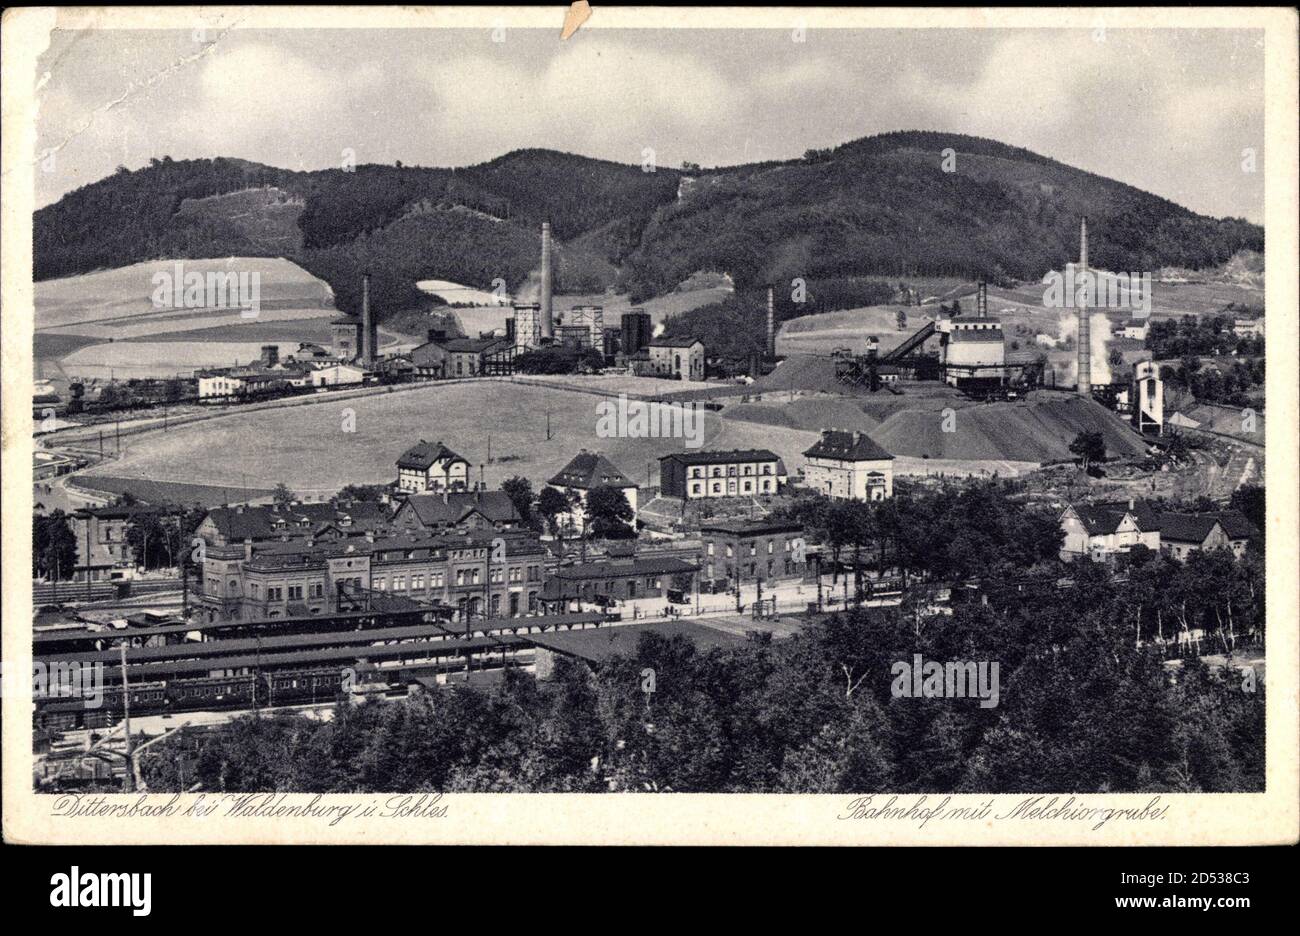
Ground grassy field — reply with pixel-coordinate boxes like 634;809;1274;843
35;257;340;378
79;379;827;498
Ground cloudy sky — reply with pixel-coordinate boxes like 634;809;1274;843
35;27;1264;221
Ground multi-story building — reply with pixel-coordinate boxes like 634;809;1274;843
801;429;894;501
547;451;639;535
396;441;471;493
698;519;808;592
195;500;391;549
67;505;174;583
1232;318;1265;339
199;529;550;622
659;449;784;500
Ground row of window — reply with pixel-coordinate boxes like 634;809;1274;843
689;464;774;479
706;538;793;558
691;478;774;495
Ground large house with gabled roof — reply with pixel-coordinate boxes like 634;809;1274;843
547;450;640;535
396;440;470;493
802;429;894;501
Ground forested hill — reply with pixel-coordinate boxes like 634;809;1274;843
34;131;1262;317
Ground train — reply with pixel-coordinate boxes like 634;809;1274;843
34;667;350;732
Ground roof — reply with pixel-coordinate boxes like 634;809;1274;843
202;501;390;542
698;519;803;536
396;440;468;471
649;336;704;349
1213;509;1260;540
551;556;699;580
1071;505;1129;536
398;491;522;527
659;448;780;466
803;429;894;462
1157;513;1223;544
526;620;747;664
441;337;505;353
549;451;636;489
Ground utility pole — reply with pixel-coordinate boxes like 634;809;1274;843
546;411;552;441
119;642;134;792
85;517;92;601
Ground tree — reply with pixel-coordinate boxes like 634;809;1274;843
584;486;635;539
34;510;78;581
501;477;535;526
536;487;575;540
272;482;295;508
1229;484;1265;536
1068;431;1106;472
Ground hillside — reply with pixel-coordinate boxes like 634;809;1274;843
34;132;1262;322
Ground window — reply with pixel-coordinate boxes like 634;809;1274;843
288;584;303;600
393;576;406;591
412;574;425;592
374;578;386;590
768;541;775;554
267;586;283;601
456;570;466;586
706;542;715;556
310;582;324;598
726;544;734;558
250;584;260;599
712;482;722;494
431;571;444;588
691;483;702;495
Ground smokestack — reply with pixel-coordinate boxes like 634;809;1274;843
766;285;776;357
540;221;553;340
361;272;374;366
977;280;987;319
1077;218;1091;396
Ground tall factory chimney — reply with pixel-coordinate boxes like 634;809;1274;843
976;280;988;319
1077;217;1090;396
766;284;776;358
361;271;374;366
540;221;554;340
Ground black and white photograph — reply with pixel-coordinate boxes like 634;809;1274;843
3;6;1296;860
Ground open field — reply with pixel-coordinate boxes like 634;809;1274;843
35;257;340;377
77;379;821;498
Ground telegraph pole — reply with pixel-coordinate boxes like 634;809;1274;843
119;642;134;792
